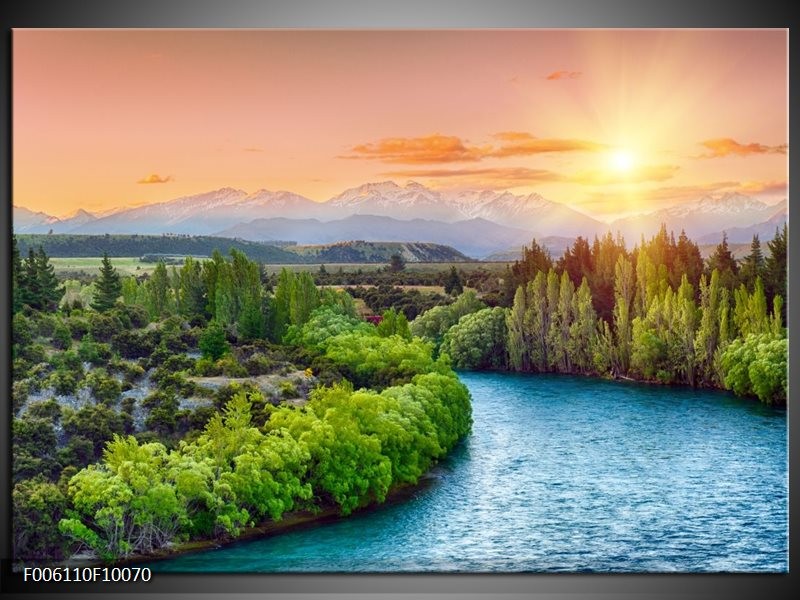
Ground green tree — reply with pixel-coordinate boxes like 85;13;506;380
673;275;698;386
376;308;412;340
199;320;230;361
706;232;739;290
388;253;406;273
764;224;787;323
177;256;207;318
91;253;122;312
443;266;464;296
145;260;171;318
612;255;635;375
568;278;597;374
694;271;723;386
720;332;787;404
739;235;766;291
733;278;770;338
238;294;266;341
441;307;508;370
13;476;68;560
506;285;529;371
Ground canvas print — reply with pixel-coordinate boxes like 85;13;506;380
11;29;787;573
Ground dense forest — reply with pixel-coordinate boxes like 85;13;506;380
10;222;787;564
11;242;471;562
412;225;787;404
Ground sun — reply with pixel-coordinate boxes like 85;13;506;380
610;149;635;172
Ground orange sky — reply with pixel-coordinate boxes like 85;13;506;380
13;29;787;221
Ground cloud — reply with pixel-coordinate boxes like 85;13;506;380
736;180;788;195
545;70;581;80
343;131;603;164
697;138;787;158
489;131;606;157
384;162;678;189
137;173;173;184
243;147;264;153
341;134;486;164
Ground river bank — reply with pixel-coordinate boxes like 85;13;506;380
62;465;443;568
142;372;786;573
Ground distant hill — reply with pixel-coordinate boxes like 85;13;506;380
696;207;787;245
15;234;468;265
482;236;577;262
15;234;305;263
216;214;536;259
285;241;470;263
608;193;783;241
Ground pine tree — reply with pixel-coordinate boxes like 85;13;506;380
443;266;464;296
739;235;765;291
37;247;64;310
558;236;593;287
672;229;704;291
91;253;122;312
20;248;43;309
706;232;739;290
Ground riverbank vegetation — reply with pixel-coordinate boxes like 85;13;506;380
415;225;787;406
11;223;786;564
11;241;471;562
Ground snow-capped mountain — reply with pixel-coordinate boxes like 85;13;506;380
696;205;787;245
13;206;61;233
68;187;327;235
609;193;784;242
57;209;98;230
14;182;782;251
328;181;604;237
328;181;458;222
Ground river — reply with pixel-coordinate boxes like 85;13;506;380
147;372;787;572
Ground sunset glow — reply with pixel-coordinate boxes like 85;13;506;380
13;29;787;221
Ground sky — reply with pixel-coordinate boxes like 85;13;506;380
13;29;788;222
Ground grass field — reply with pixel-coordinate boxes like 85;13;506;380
51;257;155;276
51;257;511;277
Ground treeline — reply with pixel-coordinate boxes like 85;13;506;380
15;233;303;263
501;225;786;323
413;225;787;405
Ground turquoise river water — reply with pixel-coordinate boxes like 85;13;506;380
147;372;787;572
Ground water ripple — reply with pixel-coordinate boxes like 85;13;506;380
149;373;787;573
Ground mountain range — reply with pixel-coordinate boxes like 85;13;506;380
13;181;787;258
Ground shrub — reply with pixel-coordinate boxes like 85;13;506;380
217;355;247;378
86;369;123;405
244;353;274;376
51;322;73;350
